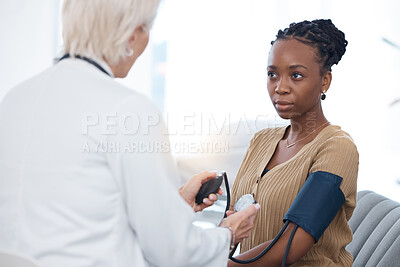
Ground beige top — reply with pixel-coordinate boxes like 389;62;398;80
231;125;359;266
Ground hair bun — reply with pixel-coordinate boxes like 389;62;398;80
272;19;348;71
313;19;348;67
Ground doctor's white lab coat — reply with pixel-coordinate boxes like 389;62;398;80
0;58;230;267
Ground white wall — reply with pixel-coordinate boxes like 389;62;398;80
0;1;62;100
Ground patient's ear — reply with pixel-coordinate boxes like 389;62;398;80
321;71;332;93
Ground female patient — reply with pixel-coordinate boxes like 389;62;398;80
229;19;359;266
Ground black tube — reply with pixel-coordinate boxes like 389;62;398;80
229;221;290;264
281;224;298;266
223;173;230;218
223;174;295;264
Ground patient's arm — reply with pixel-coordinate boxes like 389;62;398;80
228;222;314;267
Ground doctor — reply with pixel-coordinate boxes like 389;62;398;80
0;0;259;266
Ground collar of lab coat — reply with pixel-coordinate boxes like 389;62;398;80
58;56;115;78
93;57;114;78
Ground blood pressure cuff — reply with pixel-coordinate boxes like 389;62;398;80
283;171;345;242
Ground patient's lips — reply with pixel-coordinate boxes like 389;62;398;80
275;100;294;112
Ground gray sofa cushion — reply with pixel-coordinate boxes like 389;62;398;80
346;190;400;267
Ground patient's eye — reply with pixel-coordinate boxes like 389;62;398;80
267;71;277;78
292;72;303;79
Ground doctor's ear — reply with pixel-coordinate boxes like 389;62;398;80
127;29;137;49
129;25;146;44
127;24;150;58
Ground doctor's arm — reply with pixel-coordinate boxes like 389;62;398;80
106;96;258;266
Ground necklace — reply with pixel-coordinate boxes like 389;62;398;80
286;121;330;148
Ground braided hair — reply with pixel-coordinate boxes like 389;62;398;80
271;19;348;74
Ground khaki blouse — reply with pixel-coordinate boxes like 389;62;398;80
231;125;359;266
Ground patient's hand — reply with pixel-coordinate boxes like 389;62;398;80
179;171;223;212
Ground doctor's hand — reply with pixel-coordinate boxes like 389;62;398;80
219;203;260;245
179;171;223;212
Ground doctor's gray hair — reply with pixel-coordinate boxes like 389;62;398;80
62;0;160;65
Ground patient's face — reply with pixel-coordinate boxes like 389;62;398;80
266;39;325;120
